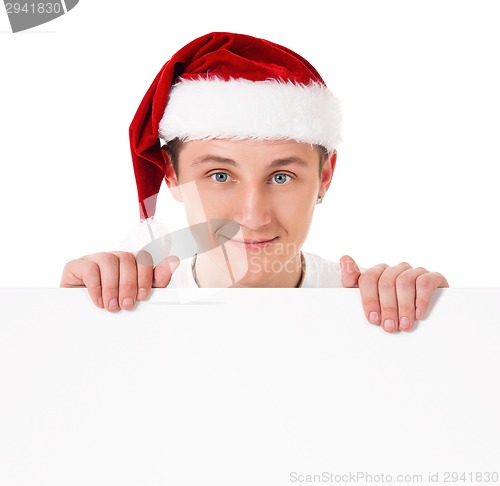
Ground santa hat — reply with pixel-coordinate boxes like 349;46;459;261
129;32;342;220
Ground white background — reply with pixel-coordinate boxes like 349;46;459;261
1;0;499;288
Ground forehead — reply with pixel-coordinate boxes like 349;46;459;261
178;139;321;166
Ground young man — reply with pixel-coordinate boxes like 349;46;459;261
60;32;448;333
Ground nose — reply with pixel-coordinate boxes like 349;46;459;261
232;185;272;230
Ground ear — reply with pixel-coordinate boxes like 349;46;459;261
318;149;337;198
161;145;183;202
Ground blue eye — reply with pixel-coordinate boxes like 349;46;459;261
211;172;229;183
273;173;291;184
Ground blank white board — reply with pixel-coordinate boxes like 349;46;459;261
0;288;499;485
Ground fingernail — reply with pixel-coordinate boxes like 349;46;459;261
383;319;395;332
416;307;422;319
122;297;134;309
138;288;148;300
369;311;379;324
97;296;104;308
108;298;118;310
399;316;410;330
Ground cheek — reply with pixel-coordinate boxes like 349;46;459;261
274;191;316;239
178;181;210;225
181;182;231;225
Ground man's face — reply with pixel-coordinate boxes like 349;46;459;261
164;139;336;287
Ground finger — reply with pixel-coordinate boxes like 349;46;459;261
395;267;429;332
377;262;412;333
61;259;104;308
112;251;139;311
415;272;449;320
340;254;361;288
60;260;85;287
136;250;154;301
153;256;179;288
85;253;120;312
357;263;389;326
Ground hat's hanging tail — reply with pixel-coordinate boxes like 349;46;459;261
129;66;172;221
128;33;216;220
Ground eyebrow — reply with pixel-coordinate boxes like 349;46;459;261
192;155;236;167
191;155;309;169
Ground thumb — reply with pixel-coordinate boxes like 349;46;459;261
153;256;179;288
340;254;361;288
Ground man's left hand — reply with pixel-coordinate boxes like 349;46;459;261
340;255;449;333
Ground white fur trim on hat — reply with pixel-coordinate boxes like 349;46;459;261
158;78;342;151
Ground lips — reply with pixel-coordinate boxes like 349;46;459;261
227;237;277;248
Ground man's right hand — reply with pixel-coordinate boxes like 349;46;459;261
60;252;177;311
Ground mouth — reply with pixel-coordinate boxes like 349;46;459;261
226;236;278;249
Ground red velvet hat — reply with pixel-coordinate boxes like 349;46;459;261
129;32;342;220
